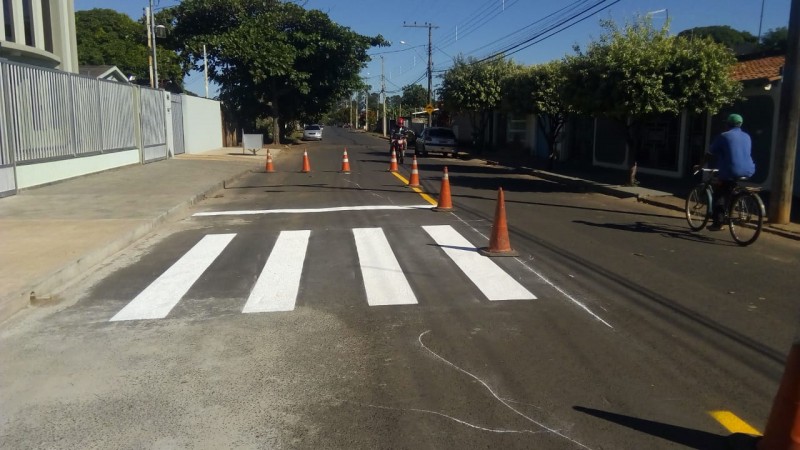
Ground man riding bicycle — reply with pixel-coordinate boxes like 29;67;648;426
694;113;756;231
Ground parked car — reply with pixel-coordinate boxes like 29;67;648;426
415;127;458;157
302;124;323;141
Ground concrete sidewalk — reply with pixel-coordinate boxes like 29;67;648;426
0;148;275;324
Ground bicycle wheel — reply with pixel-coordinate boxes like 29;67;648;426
728;192;764;246
685;185;711;231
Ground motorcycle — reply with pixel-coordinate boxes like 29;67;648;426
390;131;406;165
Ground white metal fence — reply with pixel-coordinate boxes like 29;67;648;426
0;59;170;196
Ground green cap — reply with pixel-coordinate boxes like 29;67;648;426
727;113;743;126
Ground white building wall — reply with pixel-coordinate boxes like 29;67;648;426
182;96;223;153
16;149;140;189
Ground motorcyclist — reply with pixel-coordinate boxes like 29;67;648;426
390;119;407;163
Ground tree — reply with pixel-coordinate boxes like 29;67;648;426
76;8;183;90
401;84;428;111
502;60;571;168
761;27;788;53
440;55;519;153
677;25;757;50
170;0;386;143
565;18;741;181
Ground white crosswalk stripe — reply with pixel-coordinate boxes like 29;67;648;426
422;225;536;301
108;226;536;321
353;227;418;306
110;233;236;321
243;230;311;313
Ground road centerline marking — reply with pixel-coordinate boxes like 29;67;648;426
392;171;438;205
709;410;761;435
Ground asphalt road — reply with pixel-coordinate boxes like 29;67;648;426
1;127;799;449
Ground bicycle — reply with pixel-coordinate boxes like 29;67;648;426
685;168;765;246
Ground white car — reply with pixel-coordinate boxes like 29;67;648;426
302;124;323;141
415;127;458;157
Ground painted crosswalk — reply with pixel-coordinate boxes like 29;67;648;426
110;234;236;321
108;226;536;322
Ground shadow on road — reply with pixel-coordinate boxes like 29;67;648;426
573;406;759;450
572;220;728;245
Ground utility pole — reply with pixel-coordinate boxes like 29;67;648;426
769;0;800;224
148;0;158;89
381;56;387;137
203;44;209;98
145;6;154;88
404;22;438;127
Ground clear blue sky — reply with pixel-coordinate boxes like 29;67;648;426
75;0;792;98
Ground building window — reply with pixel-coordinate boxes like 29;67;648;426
3;0;14;42
41;0;52;51
22;0;33;46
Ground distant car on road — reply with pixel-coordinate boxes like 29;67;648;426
302;124;323;141
415;127;458;157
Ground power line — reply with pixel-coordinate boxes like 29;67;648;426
431;0;619;73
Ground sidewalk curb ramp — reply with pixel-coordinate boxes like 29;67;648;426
0;168;254;325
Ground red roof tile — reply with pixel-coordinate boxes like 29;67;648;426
733;55;785;82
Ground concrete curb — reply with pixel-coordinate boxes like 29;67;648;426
0;168;254;325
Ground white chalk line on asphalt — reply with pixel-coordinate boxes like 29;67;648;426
418;330;594;449
362;403;546;434
450;213;613;329
193;204;433;216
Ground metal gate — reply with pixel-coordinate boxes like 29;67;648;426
171;94;185;155
140;88;168;163
0;62;17;197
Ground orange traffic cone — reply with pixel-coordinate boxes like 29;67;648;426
758;343;800;449
301;149;311;173
408;155;420;187
388;149;399;172
433;166;454;212
479;188;518;257
341;148;351;173
265;150;275;173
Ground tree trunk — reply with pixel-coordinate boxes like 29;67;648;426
272;94;281;145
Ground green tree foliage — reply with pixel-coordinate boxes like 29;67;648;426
440;55;519;152
677;25;757;50
565;18;741;168
401;84;428;110
502;60;570;165
761;27;788;53
170;0;386;143
76;9;147;80
75;8;183;90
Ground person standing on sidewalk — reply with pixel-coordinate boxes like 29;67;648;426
694;113;756;230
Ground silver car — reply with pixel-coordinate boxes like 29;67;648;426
302;124;323;141
415;127;458;157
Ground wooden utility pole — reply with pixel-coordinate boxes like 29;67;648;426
769;0;800;224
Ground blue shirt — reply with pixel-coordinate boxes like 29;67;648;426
708;127;755;180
